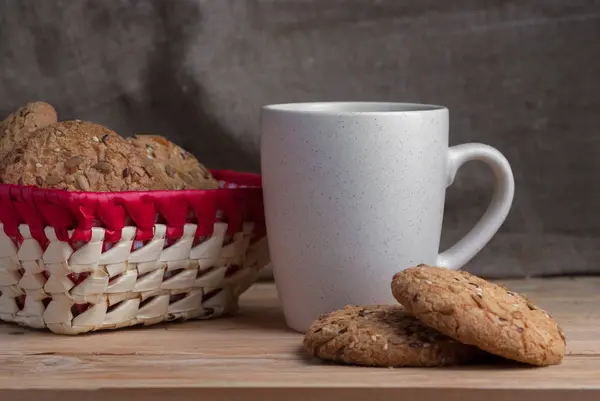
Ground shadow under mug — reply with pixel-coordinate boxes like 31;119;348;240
260;102;514;333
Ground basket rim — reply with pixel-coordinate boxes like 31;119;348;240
0;169;265;243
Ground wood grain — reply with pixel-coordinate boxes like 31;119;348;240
0;277;598;401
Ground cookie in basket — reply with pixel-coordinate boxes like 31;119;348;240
303;304;487;367
0;101;58;162
0;120;176;191
391;265;566;366
129;134;219;189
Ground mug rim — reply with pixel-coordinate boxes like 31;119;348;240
262;101;447;115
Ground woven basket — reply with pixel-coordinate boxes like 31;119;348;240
0;170;269;335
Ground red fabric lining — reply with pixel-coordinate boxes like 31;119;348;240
0;170;264;244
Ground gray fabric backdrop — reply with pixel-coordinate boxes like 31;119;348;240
1;0;599;278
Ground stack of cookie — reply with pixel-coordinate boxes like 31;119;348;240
304;265;566;367
0;102;219;191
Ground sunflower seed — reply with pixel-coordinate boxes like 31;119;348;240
46;176;61;185
388;337;405;345
165;164;175;177
75;174;90;191
93;161;112;174
132;166;145;177
65;156;84;169
449;284;461;293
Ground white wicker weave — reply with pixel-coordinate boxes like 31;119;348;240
0;220;269;334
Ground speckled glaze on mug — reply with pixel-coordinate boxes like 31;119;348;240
260;102;514;333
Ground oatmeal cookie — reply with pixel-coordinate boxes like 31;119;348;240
0;120;174;191
391;265;566;366
0;101;58;162
128;134;218;189
303;304;486;367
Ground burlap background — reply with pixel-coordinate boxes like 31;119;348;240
1;0;599;278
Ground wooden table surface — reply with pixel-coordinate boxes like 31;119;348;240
0;277;598;401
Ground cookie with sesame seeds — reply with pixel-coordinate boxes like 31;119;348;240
0;101;58;163
303;304;486;367
128;134;219;189
0;120;175;192
391;265;566;366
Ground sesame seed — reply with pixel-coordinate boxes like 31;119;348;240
513;304;519;308
92;136;100;142
383;343;388;350
35;163;42;168
54;148;60;152
425;280;433;285
371;335;377;341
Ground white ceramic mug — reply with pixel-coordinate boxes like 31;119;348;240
260;102;514;333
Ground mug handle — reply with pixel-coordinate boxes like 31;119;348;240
436;143;515;269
